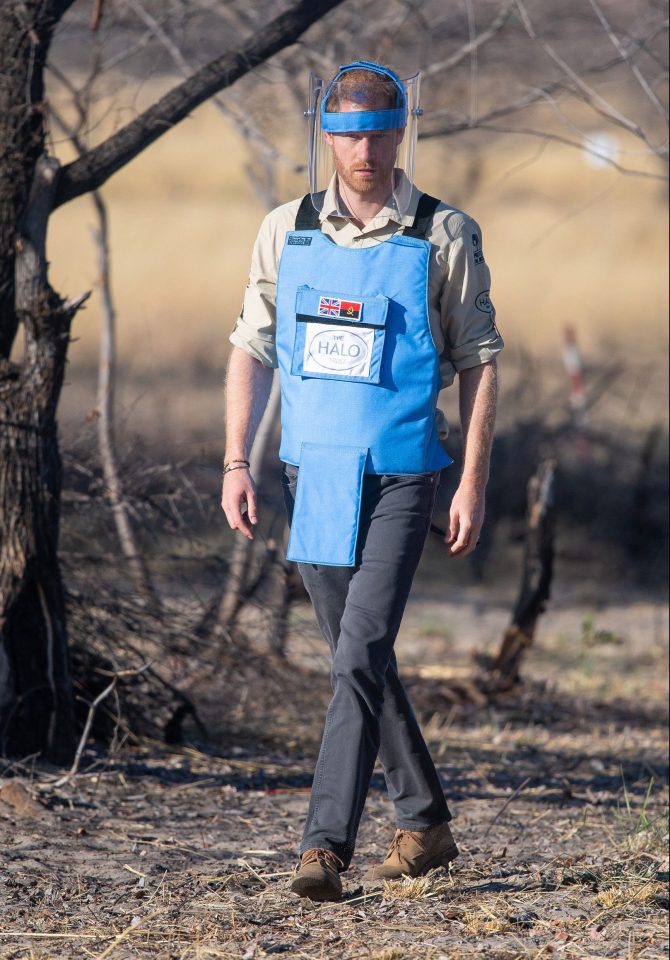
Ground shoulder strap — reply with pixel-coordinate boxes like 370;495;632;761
294;192;324;231
403;193;441;239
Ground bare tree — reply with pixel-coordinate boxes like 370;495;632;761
48;61;160;612
0;0;346;762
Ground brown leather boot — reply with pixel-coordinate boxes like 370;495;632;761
289;848;344;901
365;822;459;882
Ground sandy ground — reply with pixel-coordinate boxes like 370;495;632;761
0;588;667;959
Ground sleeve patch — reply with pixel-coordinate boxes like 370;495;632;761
475;290;493;314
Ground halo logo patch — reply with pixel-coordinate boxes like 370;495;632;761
303;324;374;378
475;290;493;314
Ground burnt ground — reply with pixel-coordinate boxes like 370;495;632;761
0;585;668;960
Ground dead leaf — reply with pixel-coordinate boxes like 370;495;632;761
0;780;45;819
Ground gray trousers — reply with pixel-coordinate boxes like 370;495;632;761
282;465;451;868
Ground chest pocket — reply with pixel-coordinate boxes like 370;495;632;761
291;285;389;385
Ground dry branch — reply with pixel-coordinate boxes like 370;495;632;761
514;0;663;154
484;459;556;692
423;0;516;79
587;0;668;122
51;665;149;788
91;191;160;611
53;0;347;208
422;15;669;179
49;100;160;609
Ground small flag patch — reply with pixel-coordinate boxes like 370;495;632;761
339;300;362;320
318;297;341;317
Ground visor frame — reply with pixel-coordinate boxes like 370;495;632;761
305;63;422;217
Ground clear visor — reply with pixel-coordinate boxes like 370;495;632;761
306;71;421;217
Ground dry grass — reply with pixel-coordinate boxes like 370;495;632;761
380;870;455;902
1;751;666;958
0;584;667;960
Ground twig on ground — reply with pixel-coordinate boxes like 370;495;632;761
95;910;162;959
238;859;269;886
48;665;150;789
484;777;532;838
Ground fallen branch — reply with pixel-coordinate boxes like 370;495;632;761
50;665;150;788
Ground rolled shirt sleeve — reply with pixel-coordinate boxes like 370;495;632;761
228;206;295;368
439;217;504;383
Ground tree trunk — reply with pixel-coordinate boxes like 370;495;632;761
0;375;74;760
0;156;83;760
0;3;79;761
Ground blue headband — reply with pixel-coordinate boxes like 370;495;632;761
321;60;408;133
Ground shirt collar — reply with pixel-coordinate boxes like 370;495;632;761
319;171;420;231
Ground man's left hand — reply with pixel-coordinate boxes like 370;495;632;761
447;483;485;557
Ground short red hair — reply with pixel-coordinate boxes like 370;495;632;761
325;67;402;113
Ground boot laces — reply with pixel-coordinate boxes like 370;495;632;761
387;828;427;860
301;848;344;871
389;830;407;855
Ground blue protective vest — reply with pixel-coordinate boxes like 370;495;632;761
276;196;452;566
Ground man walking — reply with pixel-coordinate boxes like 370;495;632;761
221;61;503;901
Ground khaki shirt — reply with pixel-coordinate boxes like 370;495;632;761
229;178;503;435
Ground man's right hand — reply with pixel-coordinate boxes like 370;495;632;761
221;468;258;540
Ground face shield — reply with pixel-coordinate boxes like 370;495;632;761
306;61;421;217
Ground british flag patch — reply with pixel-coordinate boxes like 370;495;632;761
318;297;341;317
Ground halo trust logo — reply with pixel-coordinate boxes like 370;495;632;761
308;329;370;371
475;290;493;314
